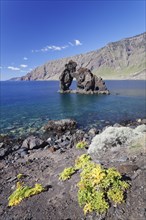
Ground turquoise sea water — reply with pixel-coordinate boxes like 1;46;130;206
0;80;145;137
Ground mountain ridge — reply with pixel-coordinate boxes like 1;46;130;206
13;32;146;81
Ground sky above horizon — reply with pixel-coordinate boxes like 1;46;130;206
1;0;145;80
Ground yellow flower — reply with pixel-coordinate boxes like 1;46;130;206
83;203;93;215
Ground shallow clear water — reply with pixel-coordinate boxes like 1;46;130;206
0;80;145;137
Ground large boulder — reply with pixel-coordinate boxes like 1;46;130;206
21;136;47;150
43;119;77;134
88;125;146;156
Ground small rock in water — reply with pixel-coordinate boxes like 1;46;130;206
43;119;77;134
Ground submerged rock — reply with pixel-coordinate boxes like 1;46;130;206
43;119;77;134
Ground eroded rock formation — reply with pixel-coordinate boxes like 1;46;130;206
59;60;77;91
59;60;110;94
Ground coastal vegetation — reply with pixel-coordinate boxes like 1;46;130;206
0;120;145;219
59;167;76;181
76;141;87;149
59;154;129;215
17;173;23;180
8;175;44;207
8;182;44;207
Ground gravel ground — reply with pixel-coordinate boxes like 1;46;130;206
0;122;145;220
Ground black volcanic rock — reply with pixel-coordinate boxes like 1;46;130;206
94;75;108;91
76;67;95;91
59;60;77;91
59;61;109;94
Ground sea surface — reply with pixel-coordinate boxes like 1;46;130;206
0;80;146;137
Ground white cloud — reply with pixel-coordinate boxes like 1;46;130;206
32;43;69;53
32;39;82;53
20;64;28;68
68;42;74;46
74;39;82;46
8;66;20;71
50;46;62;51
62;45;68;49
32;49;39;53
23;57;28;60
40;45;68;52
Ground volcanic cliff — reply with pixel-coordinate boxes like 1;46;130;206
17;32;146;80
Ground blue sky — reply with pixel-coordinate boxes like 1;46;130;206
1;0;145;80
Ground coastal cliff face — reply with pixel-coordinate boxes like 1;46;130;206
19;32;146;81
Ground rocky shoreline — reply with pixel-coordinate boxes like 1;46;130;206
0;118;146;220
59;89;110;95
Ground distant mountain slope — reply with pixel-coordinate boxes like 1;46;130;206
19;32;146;80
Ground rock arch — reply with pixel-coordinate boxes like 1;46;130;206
59;60;110;94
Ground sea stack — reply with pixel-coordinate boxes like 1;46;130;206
59;60;110;94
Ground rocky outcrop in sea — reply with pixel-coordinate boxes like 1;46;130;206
59;60;110;94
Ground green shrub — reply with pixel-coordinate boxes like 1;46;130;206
76;141;87;149
59;167;76;181
59;154;130;215
17;173;23;180
75;154;91;170
8;182;44;207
